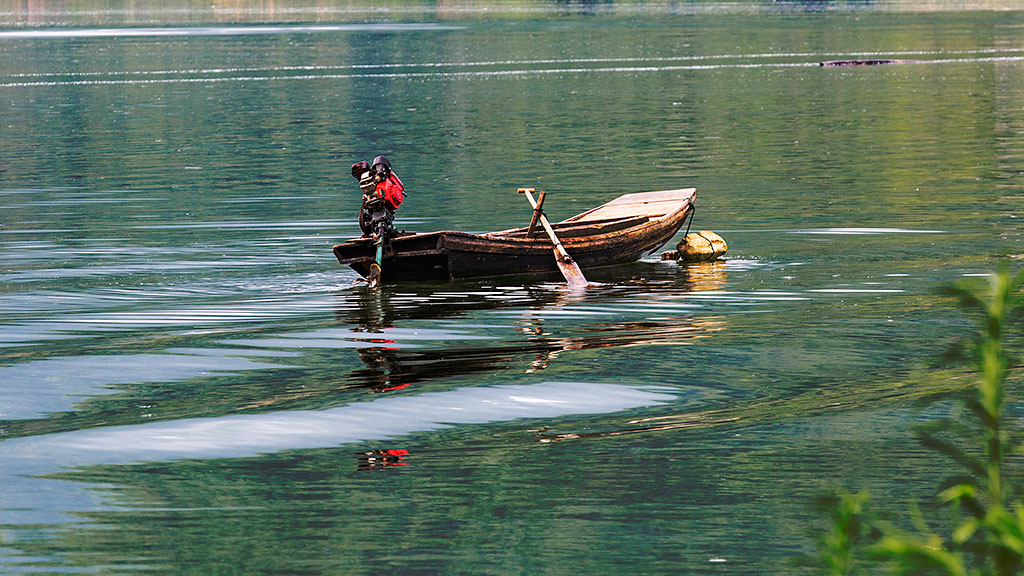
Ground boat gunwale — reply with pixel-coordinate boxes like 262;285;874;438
332;214;675;256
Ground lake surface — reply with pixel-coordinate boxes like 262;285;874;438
1;2;1022;573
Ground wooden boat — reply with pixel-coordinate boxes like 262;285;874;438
332;188;696;283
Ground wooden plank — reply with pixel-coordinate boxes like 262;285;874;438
563;188;695;223
555;215;649;237
591;200;680;210
480;188;695;237
600;188;696;206
494;215;650;240
572;201;686;222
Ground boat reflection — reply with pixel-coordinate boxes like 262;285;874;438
0;260;733;438
342;261;730;392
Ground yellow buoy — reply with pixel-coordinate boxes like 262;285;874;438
676;231;727;262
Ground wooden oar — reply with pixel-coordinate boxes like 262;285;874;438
518;188;588;290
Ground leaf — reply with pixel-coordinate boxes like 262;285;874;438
987;504;1024;556
939;483;977;505
870;535;967;576
951;517;979;544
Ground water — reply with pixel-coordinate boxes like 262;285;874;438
1;3;1022;574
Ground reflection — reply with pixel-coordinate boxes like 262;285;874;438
357;347;407;393
680;261;728;292
0;382;693;573
358;449;410;470
0;259;736;440
0;382;677;469
340;266;731;392
340;282;551;327
0;352;291;421
339;259;735;326
0;381;680;524
535;416;742;443
535;365;1024;444
553;0;610;16
0;25;459;40
520;316;726;374
351;344;522;392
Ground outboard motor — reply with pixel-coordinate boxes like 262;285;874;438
350;155;406;286
351;156;403;237
371;155;391;179
371;155;404;212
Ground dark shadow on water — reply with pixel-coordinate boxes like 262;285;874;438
340;259;729;325
339;260;730;392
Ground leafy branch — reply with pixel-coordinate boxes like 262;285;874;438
818;264;1024;576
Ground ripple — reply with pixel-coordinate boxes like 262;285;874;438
0;295;338;348
491;307;617;319
5;55;1023;88
0;257;295;284
809;288;906;293
220;326;494;350
57;298;334;327
8;197;163;207
5;47;1023;80
133;219;356;230
0;353;291;420
0;228;73;235
789;227;944;235
0;23;461;40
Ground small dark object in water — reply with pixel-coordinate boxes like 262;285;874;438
820;59;917;67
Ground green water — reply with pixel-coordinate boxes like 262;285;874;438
1;3;1022;574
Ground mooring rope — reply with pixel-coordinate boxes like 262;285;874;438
683;198;696;237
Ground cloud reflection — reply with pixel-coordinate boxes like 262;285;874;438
0;381;676;523
4;381;674;464
0;353;291;420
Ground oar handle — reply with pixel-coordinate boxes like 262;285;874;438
525;190;546;238
518;188;570;259
517;188;588;289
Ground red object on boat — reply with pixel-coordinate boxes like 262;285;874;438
378;171;404;210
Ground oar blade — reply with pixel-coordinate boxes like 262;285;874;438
558;258;589;290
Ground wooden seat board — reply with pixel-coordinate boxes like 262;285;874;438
564;188;695;223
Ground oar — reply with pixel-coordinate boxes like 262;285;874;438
518;188;588;290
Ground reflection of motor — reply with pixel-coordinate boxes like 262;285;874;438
356;342;412;393
357;448;410;470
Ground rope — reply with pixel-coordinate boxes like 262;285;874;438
683;198;696;237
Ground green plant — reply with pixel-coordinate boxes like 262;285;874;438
819;265;1024;576
818;490;872;576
